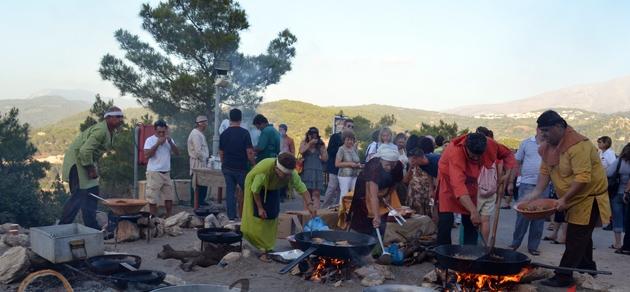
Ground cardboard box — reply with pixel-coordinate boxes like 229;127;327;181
276;213;303;239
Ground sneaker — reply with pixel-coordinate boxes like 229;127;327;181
528;250;541;256
603;224;613;231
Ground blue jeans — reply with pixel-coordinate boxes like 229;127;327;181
611;193;626;233
511;183;549;251
222;169;246;220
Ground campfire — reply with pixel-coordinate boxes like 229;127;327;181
302;256;354;283
453;267;530;291
437;267;532;292
306;256;352;282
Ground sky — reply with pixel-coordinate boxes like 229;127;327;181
2;1;630;110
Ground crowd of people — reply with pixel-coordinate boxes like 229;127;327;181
57;106;630;288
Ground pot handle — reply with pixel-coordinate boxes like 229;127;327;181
279;246;318;274
530;262;612;275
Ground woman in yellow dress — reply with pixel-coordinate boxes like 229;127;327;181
241;153;317;262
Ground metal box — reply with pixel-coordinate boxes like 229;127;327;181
30;223;104;263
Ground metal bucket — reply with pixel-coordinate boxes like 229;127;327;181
151;284;240;292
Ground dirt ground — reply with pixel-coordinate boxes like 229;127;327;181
7;197;630;291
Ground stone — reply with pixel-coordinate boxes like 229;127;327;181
96;211;108;230
355;264;394;287
241;249;251;258
216;213;230;227
0;246;30;284
360;272;384;287
190;216;205;228
3;234;29;247
333;280;343;287
165;211;191;227
219;252;242;266
520;268;553;283
165;225;184;237
204;214;220;228
575;273;611;291
423;270;438;283
115;220;140;242
164;274;186;286
0;223;25;235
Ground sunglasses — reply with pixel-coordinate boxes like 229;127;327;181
346;125;354;128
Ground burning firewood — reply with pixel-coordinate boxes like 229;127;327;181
157;244;240;272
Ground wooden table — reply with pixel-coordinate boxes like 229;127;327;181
191;168;226;209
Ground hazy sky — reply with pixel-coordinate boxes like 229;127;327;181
2;1;630;110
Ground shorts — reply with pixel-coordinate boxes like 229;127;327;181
477;193;496;216
146;171;174;204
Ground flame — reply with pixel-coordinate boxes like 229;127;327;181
309;257;346;282
454;267;530;291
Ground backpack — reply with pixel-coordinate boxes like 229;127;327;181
478;162;498;198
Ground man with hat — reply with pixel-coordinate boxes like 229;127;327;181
523;110;611;287
60;106;125;229
188;115;210;205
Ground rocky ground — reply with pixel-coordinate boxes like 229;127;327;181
2;197;629;291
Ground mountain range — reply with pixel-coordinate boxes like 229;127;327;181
447;75;630;116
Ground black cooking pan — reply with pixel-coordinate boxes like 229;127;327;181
85;254;142;275
110;270;166;289
279;230;377;274
197;228;242;244
432;244;612;276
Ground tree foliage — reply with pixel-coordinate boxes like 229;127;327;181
0;108;52;226
99;0;297;131
377;114;397;127
80;94;114;131
412;120;469;140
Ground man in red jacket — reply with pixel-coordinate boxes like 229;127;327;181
436;132;516;245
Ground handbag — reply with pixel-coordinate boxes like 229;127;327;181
608;159;622;197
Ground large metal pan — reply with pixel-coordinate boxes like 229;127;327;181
85;254;142;275
279;230;377;274
432;244;612;276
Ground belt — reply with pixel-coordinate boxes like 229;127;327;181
588;190;607;197
159;171;169;174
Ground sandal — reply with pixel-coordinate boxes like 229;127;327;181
610;244;622;249
614;249;630;255
529;250;541;256
550;240;564;244
258;253;272;263
543;236;556;241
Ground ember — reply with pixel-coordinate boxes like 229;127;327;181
450;268;531;291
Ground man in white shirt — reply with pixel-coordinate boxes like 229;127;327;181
597;136;616;169
188;116;210;206
144;120;179;217
509;130;549;255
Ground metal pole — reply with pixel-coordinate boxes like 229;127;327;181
212;81;221;157
133;125;139;199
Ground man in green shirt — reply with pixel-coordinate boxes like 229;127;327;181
60;107;124;229
252;114;280;163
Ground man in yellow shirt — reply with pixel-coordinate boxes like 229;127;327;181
524;110;611;287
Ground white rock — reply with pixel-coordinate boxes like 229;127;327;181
514;284;538;292
0;246;30;284
204;214;220;228
165;211;191;227
165;225;184;237
216;213;230;227
189;216;205;228
164;274;186;286
3;234;29;247
360;272;384;287
575;273;611;291
219;252;242;266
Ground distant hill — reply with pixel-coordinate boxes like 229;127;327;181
1;96;91;128
448;76;630;116
259;100;630;152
